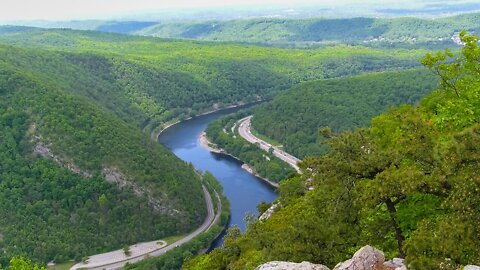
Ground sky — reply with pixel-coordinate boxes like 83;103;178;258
0;0;328;21
0;0;469;21
0;0;329;21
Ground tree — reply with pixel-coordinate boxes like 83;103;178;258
123;245;131;256
6;257;47;270
98;194;108;208
421;31;480;131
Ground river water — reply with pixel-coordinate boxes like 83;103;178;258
158;107;277;247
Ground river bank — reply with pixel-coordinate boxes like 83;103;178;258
199;132;280;189
158;104;277;241
154;101;263;141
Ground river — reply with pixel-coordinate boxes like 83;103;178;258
158;106;277;247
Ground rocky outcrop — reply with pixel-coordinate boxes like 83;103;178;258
33;142;92;178
333;245;385;270
333;245;406;270
31;130;179;217
259;202;280;221
103;167;179;216
256;246;408;270
256;261;330;270
256;246;480;270
103;167;135;190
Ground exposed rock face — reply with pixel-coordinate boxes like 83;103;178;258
34;142;92;178
259;202;280;221
32;136;180;217
465;266;480;270
256;261;330;270
102;167;179;216
333;245;385;270
333;246;407;270
103;167;134;189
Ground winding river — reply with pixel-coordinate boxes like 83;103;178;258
158;106;277;247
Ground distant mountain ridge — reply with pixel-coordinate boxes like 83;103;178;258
3;12;480;48
137;13;480;47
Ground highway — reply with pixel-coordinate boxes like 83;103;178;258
70;185;221;270
237;116;301;173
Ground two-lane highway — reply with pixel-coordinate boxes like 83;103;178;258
237;116;301;173
70;185;221;270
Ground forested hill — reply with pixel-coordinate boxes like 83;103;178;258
184;32;480;270
251;68;438;158
137;12;480;47
0;26;425;135
0;44;208;265
0;26;445;267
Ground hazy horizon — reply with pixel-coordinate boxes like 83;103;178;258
1;0;479;22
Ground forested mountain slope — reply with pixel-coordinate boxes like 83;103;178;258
137;12;480;47
0;45;208;264
252;69;438;158
0;26;425;135
0;26;438;267
184;32;480;270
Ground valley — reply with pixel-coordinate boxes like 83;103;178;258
0;4;479;270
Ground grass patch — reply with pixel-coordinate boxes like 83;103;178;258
47;261;76;270
163;234;187;245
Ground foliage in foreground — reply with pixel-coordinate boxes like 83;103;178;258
0;257;46;270
184;32;480;270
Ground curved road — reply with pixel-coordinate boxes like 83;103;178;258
238;116;301;173
71;185;220;270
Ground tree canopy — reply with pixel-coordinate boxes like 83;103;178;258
252;68;438;158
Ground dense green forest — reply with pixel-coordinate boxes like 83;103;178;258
252;69;438;158
0;26;430;267
137;12;480;47
0;44;208;264
184;32;480;270
125;172;230;270
0;26;425;136
205;110;295;182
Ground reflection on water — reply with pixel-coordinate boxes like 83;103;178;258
158;107;277;247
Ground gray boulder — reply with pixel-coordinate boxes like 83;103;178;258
333;245;385;270
465;266;480;270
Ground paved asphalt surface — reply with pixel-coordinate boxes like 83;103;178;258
71;185;220;270
238;116;301;173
